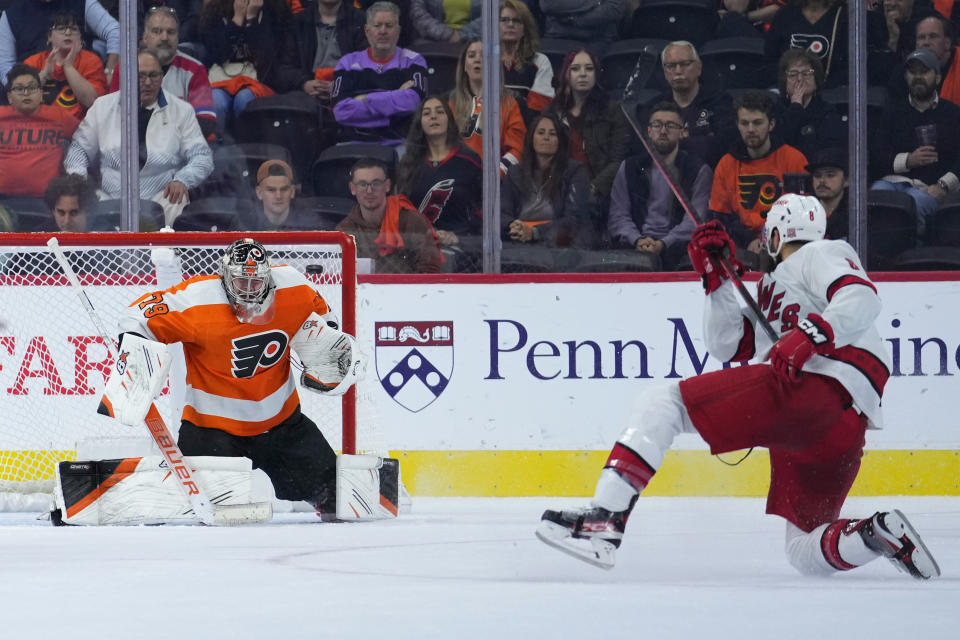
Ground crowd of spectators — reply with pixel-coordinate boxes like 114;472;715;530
2;0;960;272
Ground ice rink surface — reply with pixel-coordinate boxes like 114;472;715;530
2;496;957;639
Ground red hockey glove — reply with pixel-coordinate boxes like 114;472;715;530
768;313;835;382
688;221;743;294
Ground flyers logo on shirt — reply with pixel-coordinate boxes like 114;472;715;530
738;174;781;210
231;330;289;378
789;34;830;59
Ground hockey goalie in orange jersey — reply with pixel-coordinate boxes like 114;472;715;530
100;238;389;520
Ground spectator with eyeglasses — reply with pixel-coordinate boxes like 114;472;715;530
499;0;554;125
645;41;734;169
0;1;119;87
0;64;80;208
773;48;845;162
106;5;217;139
607;102;712;270
337;157;444;273
64;50;213;226
22;13;106;119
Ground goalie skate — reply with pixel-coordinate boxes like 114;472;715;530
535;507;627;570
858;510;941;580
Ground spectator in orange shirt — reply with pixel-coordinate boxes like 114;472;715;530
0;64;79;200
23;13;107;120
449;38;526;178
708;90;807;261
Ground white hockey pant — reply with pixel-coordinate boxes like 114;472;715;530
593;382;697;512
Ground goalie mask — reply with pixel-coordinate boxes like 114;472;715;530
762;193;826;259
221;239;276;324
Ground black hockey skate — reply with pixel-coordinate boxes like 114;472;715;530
857;510;941;579
536;506;628;569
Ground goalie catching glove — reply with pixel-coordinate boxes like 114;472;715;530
98;333;172;425
291;313;362;396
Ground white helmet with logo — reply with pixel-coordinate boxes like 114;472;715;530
221;238;276;324
762;193;827;259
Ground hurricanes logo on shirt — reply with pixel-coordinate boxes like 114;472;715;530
418;179;455;223
231;331;289;378
789;34;830;59
738;174;781;210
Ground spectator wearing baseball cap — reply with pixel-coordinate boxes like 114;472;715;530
870;47;960;237
235;159;317;230
805;147;848;241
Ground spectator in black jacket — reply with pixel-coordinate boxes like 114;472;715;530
648;40;734;169
775;48;845;161
545;47;631;245
806;146;849;241
870;48;960;236
765;0;890;89
200;0;300;130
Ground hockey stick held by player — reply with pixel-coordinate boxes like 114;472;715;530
537;194;940;580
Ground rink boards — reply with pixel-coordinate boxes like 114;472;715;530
356;272;960;497
2;272;958;496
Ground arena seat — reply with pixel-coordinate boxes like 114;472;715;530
600;38;670;99
410;40;462;97
699;37;766;90
866;189;918;270
628;0;718;48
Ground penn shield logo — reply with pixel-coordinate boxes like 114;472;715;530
231;330;288;378
738;174;781;210
375;321;453;412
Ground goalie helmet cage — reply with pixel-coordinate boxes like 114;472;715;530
0;231;359;512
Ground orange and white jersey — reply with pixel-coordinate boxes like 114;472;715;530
119;265;331;436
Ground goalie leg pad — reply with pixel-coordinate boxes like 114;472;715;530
98;333;172;426
336;454;400;521
53;456;270;525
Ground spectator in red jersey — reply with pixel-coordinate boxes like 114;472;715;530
0;64;79;201
23;13;107;120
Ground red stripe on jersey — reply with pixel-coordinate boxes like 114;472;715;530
820;519;859;571
825;346;890;397
731;317;756;362
605;442;656;491
826;275;876;302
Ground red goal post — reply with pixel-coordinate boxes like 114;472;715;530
0;231;358;510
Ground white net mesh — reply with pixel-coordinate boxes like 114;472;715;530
0;232;359;511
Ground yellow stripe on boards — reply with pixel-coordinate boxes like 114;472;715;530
391;450;960;497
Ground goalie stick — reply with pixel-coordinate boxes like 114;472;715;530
47;237;270;526
619;69;778;343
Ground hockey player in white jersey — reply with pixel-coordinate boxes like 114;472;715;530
537;194;940;579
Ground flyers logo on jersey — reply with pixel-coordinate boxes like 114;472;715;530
231;331;289;378
789;34;830;58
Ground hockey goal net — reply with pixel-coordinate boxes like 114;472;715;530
0;231;363;511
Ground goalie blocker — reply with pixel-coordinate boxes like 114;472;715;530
52;454;399;525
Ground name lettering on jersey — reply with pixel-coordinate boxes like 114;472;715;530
231;330;289;378
738;174;781;210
